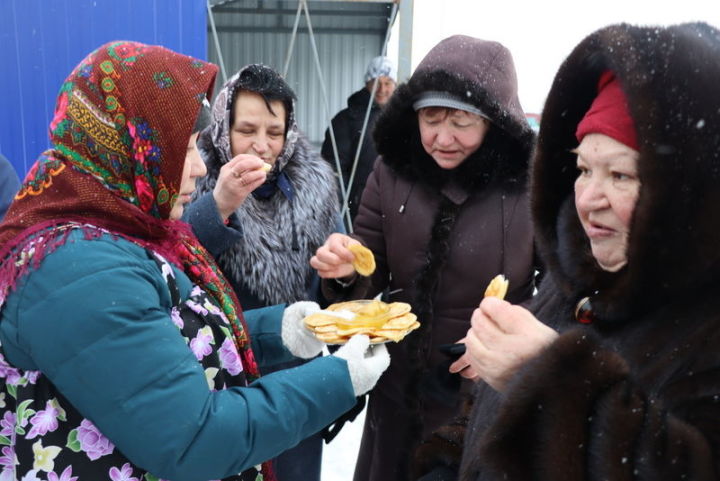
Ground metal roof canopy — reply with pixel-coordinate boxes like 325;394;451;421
208;1;394;39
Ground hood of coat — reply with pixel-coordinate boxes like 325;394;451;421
373;35;535;193
533;22;720;324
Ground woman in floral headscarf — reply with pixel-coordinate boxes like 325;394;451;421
0;41;389;481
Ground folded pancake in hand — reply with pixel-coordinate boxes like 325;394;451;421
484;274;509;300
348;243;376;276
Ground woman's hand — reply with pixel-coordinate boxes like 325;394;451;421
448;337;480;381
464;297;558;392
310;233;361;280
282;301;324;359
213;154;268;220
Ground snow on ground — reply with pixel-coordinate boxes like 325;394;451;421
321;406;366;481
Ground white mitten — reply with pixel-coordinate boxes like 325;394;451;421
333;335;390;396
281;301;324;359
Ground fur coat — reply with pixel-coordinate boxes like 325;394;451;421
447;22;720;481
192;67;340;308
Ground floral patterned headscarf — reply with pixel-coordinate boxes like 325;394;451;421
0;40;264;418
0;41;217;246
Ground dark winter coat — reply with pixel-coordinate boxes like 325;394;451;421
444;22;720;481
321;87;381;220
323;35;537;481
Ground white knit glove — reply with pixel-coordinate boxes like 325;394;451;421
333;335;390;396
281;301;325;359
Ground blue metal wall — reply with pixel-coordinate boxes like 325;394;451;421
0;0;207;179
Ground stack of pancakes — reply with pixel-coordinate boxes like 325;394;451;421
304;300;419;344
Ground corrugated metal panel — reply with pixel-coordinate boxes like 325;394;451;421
207;0;391;145
0;0;207;177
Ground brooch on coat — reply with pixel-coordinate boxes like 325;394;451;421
574;296;595;324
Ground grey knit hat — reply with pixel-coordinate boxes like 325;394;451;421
364;56;397;83
412;91;489;119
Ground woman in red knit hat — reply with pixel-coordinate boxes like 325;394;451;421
413;21;720;481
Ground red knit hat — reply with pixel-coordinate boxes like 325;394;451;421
575;70;638;150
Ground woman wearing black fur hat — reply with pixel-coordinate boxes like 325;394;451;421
311;35;538;481
414;21;720;481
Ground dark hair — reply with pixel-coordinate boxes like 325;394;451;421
230;64;296;131
193;100;212;133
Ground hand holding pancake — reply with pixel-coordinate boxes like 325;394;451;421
311;233;371;280
213;154;271;220
464;296;558;392
449;275;509;380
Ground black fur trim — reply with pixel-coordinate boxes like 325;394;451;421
411;394;474;479
396;195;461;478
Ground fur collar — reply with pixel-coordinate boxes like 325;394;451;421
196;135;338;305
346;87;378;115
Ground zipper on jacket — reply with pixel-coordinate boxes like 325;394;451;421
398;183;415;214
